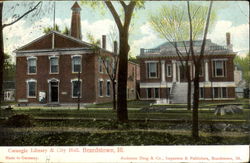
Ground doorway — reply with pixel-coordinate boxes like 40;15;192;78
50;81;59;102
178;65;191;82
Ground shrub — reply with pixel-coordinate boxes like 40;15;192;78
4;114;34;127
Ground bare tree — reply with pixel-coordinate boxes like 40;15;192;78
82;0;145;122
187;0;214;139
101;49;119;111
0;1;43;105
149;4;216;110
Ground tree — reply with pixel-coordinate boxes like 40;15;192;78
82;0;145;122
43;24;70;35
0;1;43;104
187;0;214;139
101;50;119;111
87;33;119;111
234;54;250;85
149;4;216;111
3;53;15;81
43;24;60;34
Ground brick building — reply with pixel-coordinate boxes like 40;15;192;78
138;33;236;103
15;2;138;105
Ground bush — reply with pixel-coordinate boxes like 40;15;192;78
4;114;34;127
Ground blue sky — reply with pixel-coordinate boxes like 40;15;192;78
3;1;249;59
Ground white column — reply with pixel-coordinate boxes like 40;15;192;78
172;60;176;82
205;59;209;82
161;60;165;82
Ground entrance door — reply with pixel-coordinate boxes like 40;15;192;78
179;65;190;82
50;81;59;102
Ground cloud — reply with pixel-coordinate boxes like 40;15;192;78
4;17;116;58
81;19;116;50
208;20;249;53
130;22;163;56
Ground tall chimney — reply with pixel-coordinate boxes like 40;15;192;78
226;32;230;46
226;32;233;51
70;2;82;40
102;35;106;49
114;41;118;54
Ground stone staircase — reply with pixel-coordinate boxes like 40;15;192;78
171;82;193;104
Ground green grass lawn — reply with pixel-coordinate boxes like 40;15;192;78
2;107;249;120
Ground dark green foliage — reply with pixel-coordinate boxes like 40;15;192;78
1;131;249;146
4;114;34;127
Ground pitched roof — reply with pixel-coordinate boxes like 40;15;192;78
15;31;93;52
71;2;81;10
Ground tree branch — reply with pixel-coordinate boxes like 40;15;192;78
3;1;41;29
187;1;196;65
199;1;213;63
119;0;127;10
124;1;136;30
105;1;123;31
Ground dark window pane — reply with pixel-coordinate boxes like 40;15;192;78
147;88;152;98
107;81;110;96
213;87;219;98
72;57;81;72
50;58;58;73
74;65;80;72
199;88;204;98
51;65;58;73
73;81;81;97
222;87;227;98
28;82;36;96
28;59;36;73
99;81;103;96
155;88;159;98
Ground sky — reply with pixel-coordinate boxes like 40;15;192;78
2;1;249;61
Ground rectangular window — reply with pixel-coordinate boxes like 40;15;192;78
106;80;111;96
99;80;103;96
199;64;203;76
199;88;204;98
166;64;172;77
147;62;157;78
105;59;110;74
98;57;103;73
72;80;81;98
28;81;36;97
50;57;59;73
72;56;81;73
213;87;220;98
28;58;37;74
146;88;152;98
213;87;227;98
222;87;227;98
154;88;159;98
213;60;225;77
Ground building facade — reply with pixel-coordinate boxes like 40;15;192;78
15;2;138;105
138;34;236;103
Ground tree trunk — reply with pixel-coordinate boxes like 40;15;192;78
187;77;192;110
117;30;129;122
192;64;200;140
186;63;192;110
0;3;4;105
112;81;116;111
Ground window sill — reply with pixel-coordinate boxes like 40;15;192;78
27;96;36;98
27;73;37;75
50;72;59;74
72;72;82;74
72;96;82;98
